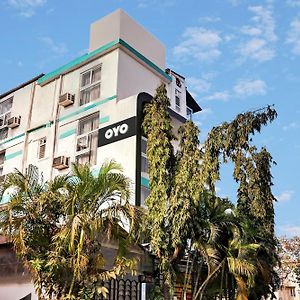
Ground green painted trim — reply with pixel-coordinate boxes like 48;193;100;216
99;115;110;124
59;128;76;139
5;150;22;160
27;121;53;134
59;95;117;122
0;133;25;146
0;96;115;147
37;39;172;85
37;39;119;84
141;176;150;188
119;39;172;81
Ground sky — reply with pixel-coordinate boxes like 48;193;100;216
0;0;299;237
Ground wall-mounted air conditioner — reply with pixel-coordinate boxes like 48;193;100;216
76;134;90;154
53;156;70;170
59;93;75;107
7;116;21;128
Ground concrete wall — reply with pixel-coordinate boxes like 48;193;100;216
0;282;37;300
117;49;163;101
89;9;166;70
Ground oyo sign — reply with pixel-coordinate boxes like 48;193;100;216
104;123;129;139
98;116;136;147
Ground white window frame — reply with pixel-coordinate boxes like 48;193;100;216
141;136;148;175
38;137;47;160
75;113;99;165
0;151;5;176
0;97;13;140
186;106;193;119
175;89;181;112
79;65;102;106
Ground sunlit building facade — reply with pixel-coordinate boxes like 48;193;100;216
0;9;200;299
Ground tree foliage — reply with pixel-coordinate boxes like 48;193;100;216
143;84;176;287
143;83;278;299
0;162;140;300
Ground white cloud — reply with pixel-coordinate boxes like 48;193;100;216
198;108;212;119
276;190;294;202
173;27;222;63
286;18;300;55
202;91;229;101
283;122;299;131
40;37;67;55
186;77;211;96
248;5;277;42
8;0;46;17
237;5;277;62
286;0;300;6
238;38;275;61
240;26;262;36
199;16;221;23
233;79;267;97
137;0;175;8
228;0;243;5
278;225;300;238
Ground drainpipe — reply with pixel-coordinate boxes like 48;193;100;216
22;81;37;173
49;75;63;179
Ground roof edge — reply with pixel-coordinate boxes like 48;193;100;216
0;74;44;100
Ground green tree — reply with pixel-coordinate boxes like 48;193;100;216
143;83;278;299
202;107;279;299
0;162;140;300
191;194;259;300
142;83;176;289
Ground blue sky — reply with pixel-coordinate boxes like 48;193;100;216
0;0;299;237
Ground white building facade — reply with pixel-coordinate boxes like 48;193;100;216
0;9;201;300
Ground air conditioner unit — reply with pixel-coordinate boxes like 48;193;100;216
53;156;70;170
59;93;75;107
7;116;21;128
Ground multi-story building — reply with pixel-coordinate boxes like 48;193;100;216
0;9;201;300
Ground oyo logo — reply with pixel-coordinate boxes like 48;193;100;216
104;123;129;140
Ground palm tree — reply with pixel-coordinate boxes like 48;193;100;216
190;192;259;300
0;161;141;300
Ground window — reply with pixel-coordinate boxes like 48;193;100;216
0;128;8;140
0;97;13;140
291;287;296;297
141;185;150;206
0;97;13;115
140;137;149;205
176;77;182;88
141;137;148;173
0;151;5;176
175;89;181;112
75;113;99;165
38;137;46;159
80;65;101;106
186;107;193;120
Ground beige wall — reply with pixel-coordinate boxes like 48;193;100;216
89;9;166;70
0;282;37;300
117;49;163;101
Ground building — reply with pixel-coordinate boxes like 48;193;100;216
0;9;201;300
